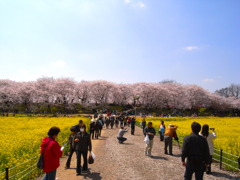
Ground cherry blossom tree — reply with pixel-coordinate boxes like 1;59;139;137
90;80;114;105
0;80;18;112
0;77;239;114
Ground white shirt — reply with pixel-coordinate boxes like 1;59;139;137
200;132;217;155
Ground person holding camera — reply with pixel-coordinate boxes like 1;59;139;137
200;124;217;174
117;126;128;144
164;124;177;155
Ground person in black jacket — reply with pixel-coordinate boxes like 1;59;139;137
65;126;77;169
94;119;102;139
74;124;92;176
130;117;136;135
144;122;156;157
181;122;210;180
89;119;95;139
141;118;146;135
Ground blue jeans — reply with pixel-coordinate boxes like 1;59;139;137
42;169;56;180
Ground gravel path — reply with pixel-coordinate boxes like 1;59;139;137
43;126;240;180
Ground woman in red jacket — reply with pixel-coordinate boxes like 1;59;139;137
40;126;63;180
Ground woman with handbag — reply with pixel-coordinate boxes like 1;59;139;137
75;124;92;176
40;127;63;180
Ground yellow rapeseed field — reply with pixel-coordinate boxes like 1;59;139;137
0;116;90;178
137;117;240;157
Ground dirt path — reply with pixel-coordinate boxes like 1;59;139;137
40;126;240;180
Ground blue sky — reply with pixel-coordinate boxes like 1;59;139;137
0;0;239;92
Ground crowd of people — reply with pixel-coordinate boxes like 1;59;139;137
139;118;217;179
40;115;217;180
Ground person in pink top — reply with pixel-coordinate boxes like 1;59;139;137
40;127;63;180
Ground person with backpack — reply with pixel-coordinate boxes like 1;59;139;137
40;127;63;180
94;119;102;139
65;126;77;169
98;117;104;136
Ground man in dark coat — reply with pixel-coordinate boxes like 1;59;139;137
181;122;210;180
75;124;92;175
130;117;136;135
89;119;95;139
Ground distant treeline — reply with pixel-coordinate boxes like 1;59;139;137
0;77;239;115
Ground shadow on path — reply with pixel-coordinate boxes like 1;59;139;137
92;136;108;141
210;171;240;179
151;156;168;160
121;142;134;145
82;169;102;180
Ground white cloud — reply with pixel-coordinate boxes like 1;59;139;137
202;78;215;83
137;2;145;8
124;0;131;4
124;0;145;8
183;46;199;51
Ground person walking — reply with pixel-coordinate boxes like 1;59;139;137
117;126;128;144
144;122;156;157
106;117;110;129
89;119;95;139
164;124;177;155
65;126;77;169
141;118;146;135
130;117;136;135
115;116;119;128
159;121;165;141
200;124;217;174
75;124;92;176
110;115;115;129
94;119;102;139
99;117;104;136
182;122;210;180
40;127;63;180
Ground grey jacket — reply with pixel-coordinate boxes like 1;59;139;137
118;128;128;138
